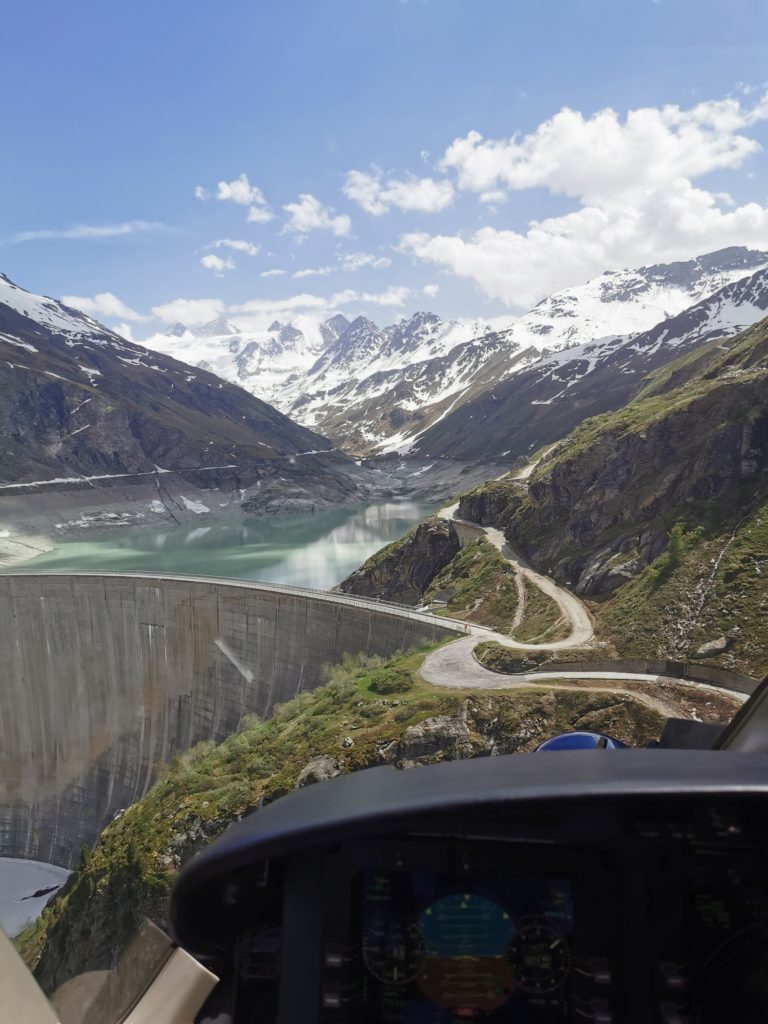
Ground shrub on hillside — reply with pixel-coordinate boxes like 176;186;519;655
369;664;414;694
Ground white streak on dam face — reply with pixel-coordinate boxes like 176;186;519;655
0;574;460;868
213;638;255;684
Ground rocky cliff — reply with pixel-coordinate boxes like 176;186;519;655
335;516;460;604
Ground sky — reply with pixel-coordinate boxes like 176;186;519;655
2;0;768;338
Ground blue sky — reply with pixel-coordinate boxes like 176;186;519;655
2;0;768;336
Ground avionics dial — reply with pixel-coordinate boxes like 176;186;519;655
507;917;571;995
362;910;425;985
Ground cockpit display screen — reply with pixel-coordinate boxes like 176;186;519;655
353;870;573;1022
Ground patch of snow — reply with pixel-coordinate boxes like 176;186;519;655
180;496;211;514
0;332;38;353
185;527;212;541
78;364;102;385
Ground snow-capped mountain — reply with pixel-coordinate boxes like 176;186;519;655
141;246;768;455
510;245;768;352
412;262;768;460
144;310;517;452
0;273;356;496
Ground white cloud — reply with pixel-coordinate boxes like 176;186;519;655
200;253;236;275
231;286;408;316
200;173;274;222
335;286;411;307
112;322;136;341
212;238;260;256
13;220;167;242
282;193;351;236
293;266;334;279
260;268;286;278
61;292;147;321
227;286;410;332
247;205;274;224
343;168;454;215
216;173;267;206
401;91;768;307
151;297;226;327
440;95;767;205
423;284;440;298
341;251;392;271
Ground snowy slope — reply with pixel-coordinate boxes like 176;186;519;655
505;246;768;356
140;247;768;455
412;263;768;461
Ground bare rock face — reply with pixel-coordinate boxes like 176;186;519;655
457;478;524;527
335;516;461;605
295;756;341;788
379;707;477;763
693;636;732;658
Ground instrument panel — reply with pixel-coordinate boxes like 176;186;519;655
226;805;768;1023
315;839;617;1023
169;755;768;1024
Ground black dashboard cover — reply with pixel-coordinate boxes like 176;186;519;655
170;749;768;953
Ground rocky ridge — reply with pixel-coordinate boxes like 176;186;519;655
335;517;461;604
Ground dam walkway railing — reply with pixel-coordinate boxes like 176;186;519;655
3;570;474;634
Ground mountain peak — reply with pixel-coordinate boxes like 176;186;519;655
164;322;189;338
347;315;380;332
324;313;351;333
193;316;239;338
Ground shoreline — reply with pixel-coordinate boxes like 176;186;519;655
0;457;515;571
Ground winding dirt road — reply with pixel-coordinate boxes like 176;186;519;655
436;453;594;653
422;457;745;719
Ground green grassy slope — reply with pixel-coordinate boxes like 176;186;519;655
425;538;519;629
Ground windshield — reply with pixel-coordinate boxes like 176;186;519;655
2;0;767;1021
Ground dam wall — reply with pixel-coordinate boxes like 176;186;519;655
0;573;463;868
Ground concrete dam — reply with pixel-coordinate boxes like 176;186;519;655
0;573;463;868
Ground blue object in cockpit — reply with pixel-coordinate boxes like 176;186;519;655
535;731;627;751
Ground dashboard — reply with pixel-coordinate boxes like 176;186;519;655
170;751;768;1024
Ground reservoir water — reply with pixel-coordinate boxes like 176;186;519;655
15;501;435;590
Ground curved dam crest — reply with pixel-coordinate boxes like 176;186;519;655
0;573;463;868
